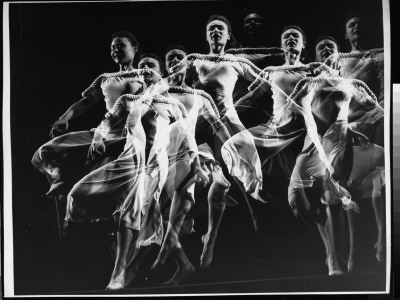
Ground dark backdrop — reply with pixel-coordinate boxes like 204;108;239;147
7;0;389;295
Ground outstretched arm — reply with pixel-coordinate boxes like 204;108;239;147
50;93;101;138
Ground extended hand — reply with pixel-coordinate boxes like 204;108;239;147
87;141;106;160
49;118;69;138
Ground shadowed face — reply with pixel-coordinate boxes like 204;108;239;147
165;49;187;73
138;57;162;75
244;13;263;34
345;17;365;43
315;39;338;62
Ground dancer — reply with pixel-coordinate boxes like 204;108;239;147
325;13;386;271
31;31;148;235
224;25;312;207
313;35;349;272
225;30;359;280
286;76;371;275
168;15;270;267
32;31;145;196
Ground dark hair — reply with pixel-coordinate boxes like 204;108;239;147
344;12;366;27
164;44;189;57
281;25;307;46
314;35;340;52
207;15;232;35
206;14;242;50
139;52;165;72
111;30;140;48
243;9;263;21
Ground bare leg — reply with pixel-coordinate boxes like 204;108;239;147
317;206;344;275
162;242;195;286
330;204;347;265
152;185;193;270
151;156;194;269
347;209;357;273
121;245;154;287
234;177;259;232
371;181;385;262
200;165;230;269
106;226;138;290
115;189;173;288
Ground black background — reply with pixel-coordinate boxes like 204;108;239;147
6;0;395;296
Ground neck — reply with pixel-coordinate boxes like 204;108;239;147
351;40;362;51
209;44;225;55
119;63;134;72
285;51;302;66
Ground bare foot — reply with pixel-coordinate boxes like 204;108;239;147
374;242;384;262
347;257;354;273
327;257;344;276
151;248;170;271
106;271;127;291
200;233;215;269
162;262;195;286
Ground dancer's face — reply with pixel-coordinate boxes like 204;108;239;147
345;17;364;43
111;37;137;65
138;57;162;75
165;49;187;73
315;39;338;62
206;20;230;47
244;13;263;34
281;28;304;54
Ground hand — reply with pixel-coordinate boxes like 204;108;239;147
195;166;210;188
49;118;69;138
144;71;162;85
87;141;106;160
122;125;128;136
104;111;113;120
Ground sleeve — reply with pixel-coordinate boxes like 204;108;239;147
81;75;106;99
92;97;126;142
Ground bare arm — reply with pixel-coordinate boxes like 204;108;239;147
87;97;127;160
50;93;101;138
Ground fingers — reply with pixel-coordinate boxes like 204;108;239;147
49;128;55;138
87;148;94;160
49;126;64;138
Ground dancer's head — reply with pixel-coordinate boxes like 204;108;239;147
344;13;365;47
243;9;264;35
110;31;139;66
206;14;241;52
314;36;339;62
164;45;189;75
206;15;231;48
281;25;306;55
138;53;164;75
